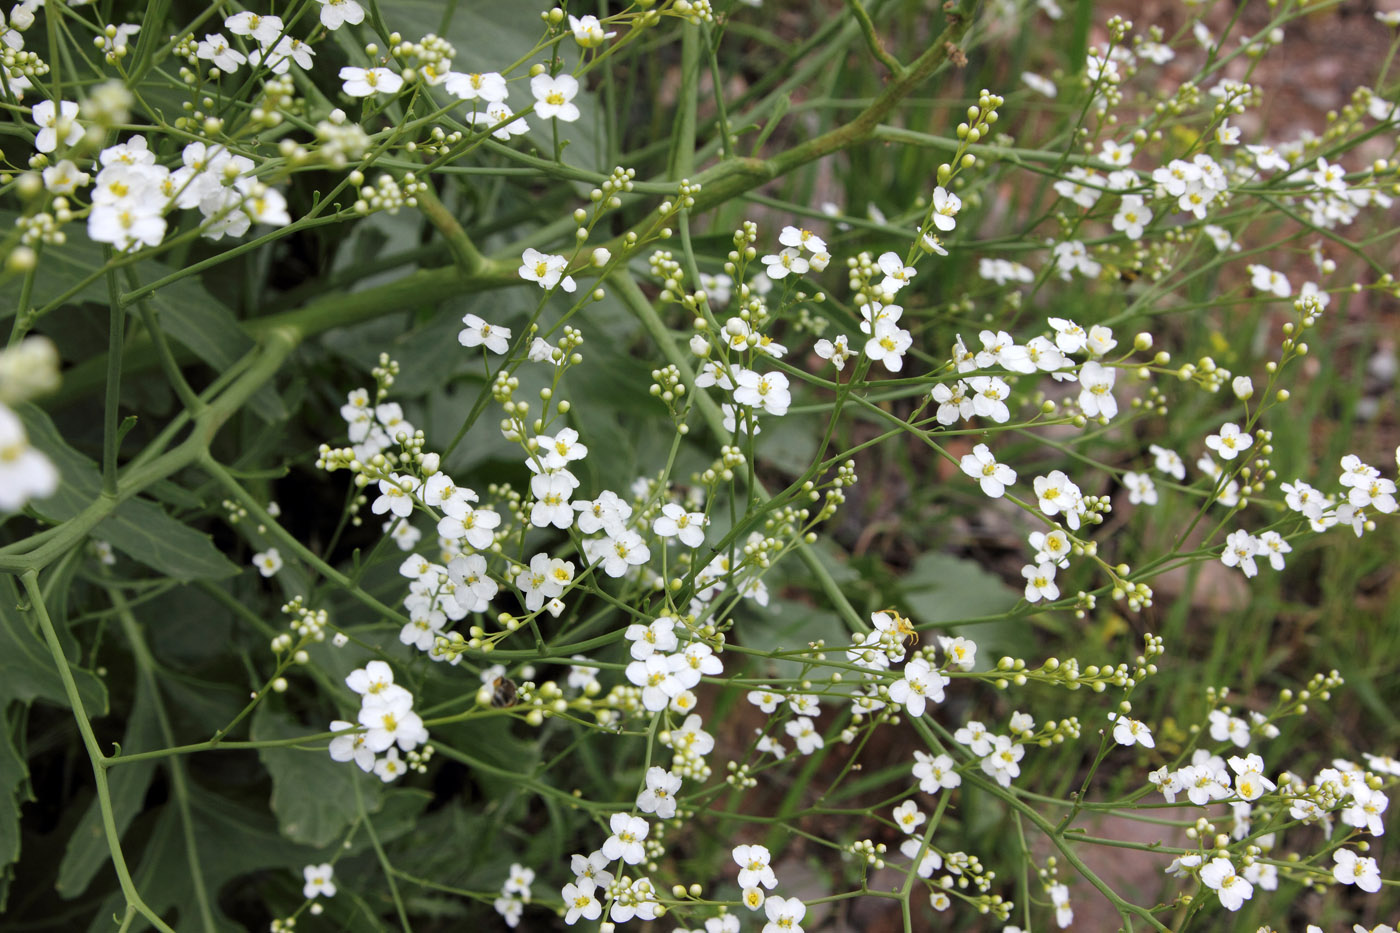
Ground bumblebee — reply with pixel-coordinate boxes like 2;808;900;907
489;675;519;708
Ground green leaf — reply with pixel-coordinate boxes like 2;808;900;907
900;552;1025;670
252;705;377;848
0;576;108;715
736;598;849;680
86;779;320;933
18;404;240;582
56;671;161;899
0;708;29;911
0;212;284;421
368;1;605;171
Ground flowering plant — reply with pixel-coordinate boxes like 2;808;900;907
1;1;1397;931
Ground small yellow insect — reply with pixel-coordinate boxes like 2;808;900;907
878;609;919;648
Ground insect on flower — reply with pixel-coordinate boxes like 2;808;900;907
881;609;919;648
489;675;519;708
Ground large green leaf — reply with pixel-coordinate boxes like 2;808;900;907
86;780;318;933
19;404;240;582
0;212;285;422
0;576;108;715
252;705;377;848
365;0;606;172
899;552;1025;670
56;669;162;899
0;709;28;911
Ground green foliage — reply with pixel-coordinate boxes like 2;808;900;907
0;1;1397;932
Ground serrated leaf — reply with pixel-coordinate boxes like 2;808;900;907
0;576;108;715
0;708;28;911
252;705;377;848
56;670;161;899
18;404;239;582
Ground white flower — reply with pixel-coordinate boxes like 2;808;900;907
562;878;602;924
888;658;948;717
785;716;823;755
372;473;420;519
626;654;686;711
653;502;708;547
1022;71;1057;96
625;616;679;660
1033;470;1083;528
531;73;581;122
1149;444;1185;480
1048;317;1088;354
529;471;577;529
732;368;791;416
1247;263;1291;298
1204;422;1252;460
636;766;682;818
537;427;588;470
762;895;806;933
1112;195;1152;239
1333;848;1382;893
876;250;916;293
252;547;283;577
0;406;58;511
891;799;926;834
813;334;852;370
568;14;615;47
569;491;627;537
303;863;336;898
317;0;364;30
328;720;374;772
1200;856;1253;911
1227;753;1275;800
761;247;808;279
733;844;778;890
980;735;1024;787
31;99;82;153
225;11;283;44
358;694;427;753
339;66;403;97
1021;562;1060;602
445;71;508;102
601;812;649;864
517;248;574;291
864;317;913;373
1029;529;1071;568
960;443;1016;498
1110;712;1155;748
88;204;166;252
1221;529;1260;578
1053;239;1101;279
912;750;961;793
967;376;1011;423
938;635;976;671
931;186;961;231
196;33;246;72
779;225;827;253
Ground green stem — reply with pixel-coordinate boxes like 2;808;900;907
20;570;176;933
103;252;127;496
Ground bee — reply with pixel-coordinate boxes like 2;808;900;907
489;675;519;708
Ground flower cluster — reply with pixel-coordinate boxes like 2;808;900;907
328;661;429;782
